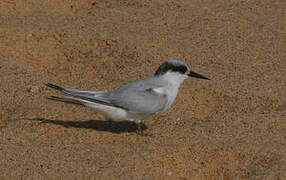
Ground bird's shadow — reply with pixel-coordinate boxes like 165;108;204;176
30;117;147;134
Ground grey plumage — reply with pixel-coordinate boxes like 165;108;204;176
46;76;168;114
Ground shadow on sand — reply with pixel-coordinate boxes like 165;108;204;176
30;117;147;134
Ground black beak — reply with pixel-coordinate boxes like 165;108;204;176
188;71;210;80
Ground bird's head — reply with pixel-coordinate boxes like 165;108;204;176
154;60;210;84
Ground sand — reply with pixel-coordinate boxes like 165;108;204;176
0;0;285;179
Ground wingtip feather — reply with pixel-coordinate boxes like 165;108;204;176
45;83;64;91
46;96;84;106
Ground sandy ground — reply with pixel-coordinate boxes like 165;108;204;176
0;0;285;179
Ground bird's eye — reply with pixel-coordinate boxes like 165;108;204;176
175;66;187;74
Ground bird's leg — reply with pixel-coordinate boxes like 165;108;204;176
136;122;154;137
137;122;143;136
134;120;144;136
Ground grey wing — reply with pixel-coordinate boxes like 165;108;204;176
45;83;127;109
46;77;168;114
108;87;168;114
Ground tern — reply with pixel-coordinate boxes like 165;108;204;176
45;60;209;135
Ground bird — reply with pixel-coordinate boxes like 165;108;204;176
45;60;209;135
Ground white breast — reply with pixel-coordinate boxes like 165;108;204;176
159;71;186;111
164;86;179;111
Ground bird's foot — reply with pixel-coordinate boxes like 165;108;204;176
134;122;153;137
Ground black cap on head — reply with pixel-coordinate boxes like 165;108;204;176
155;60;210;80
154;60;188;76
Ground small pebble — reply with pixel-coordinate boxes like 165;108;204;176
28;86;40;93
